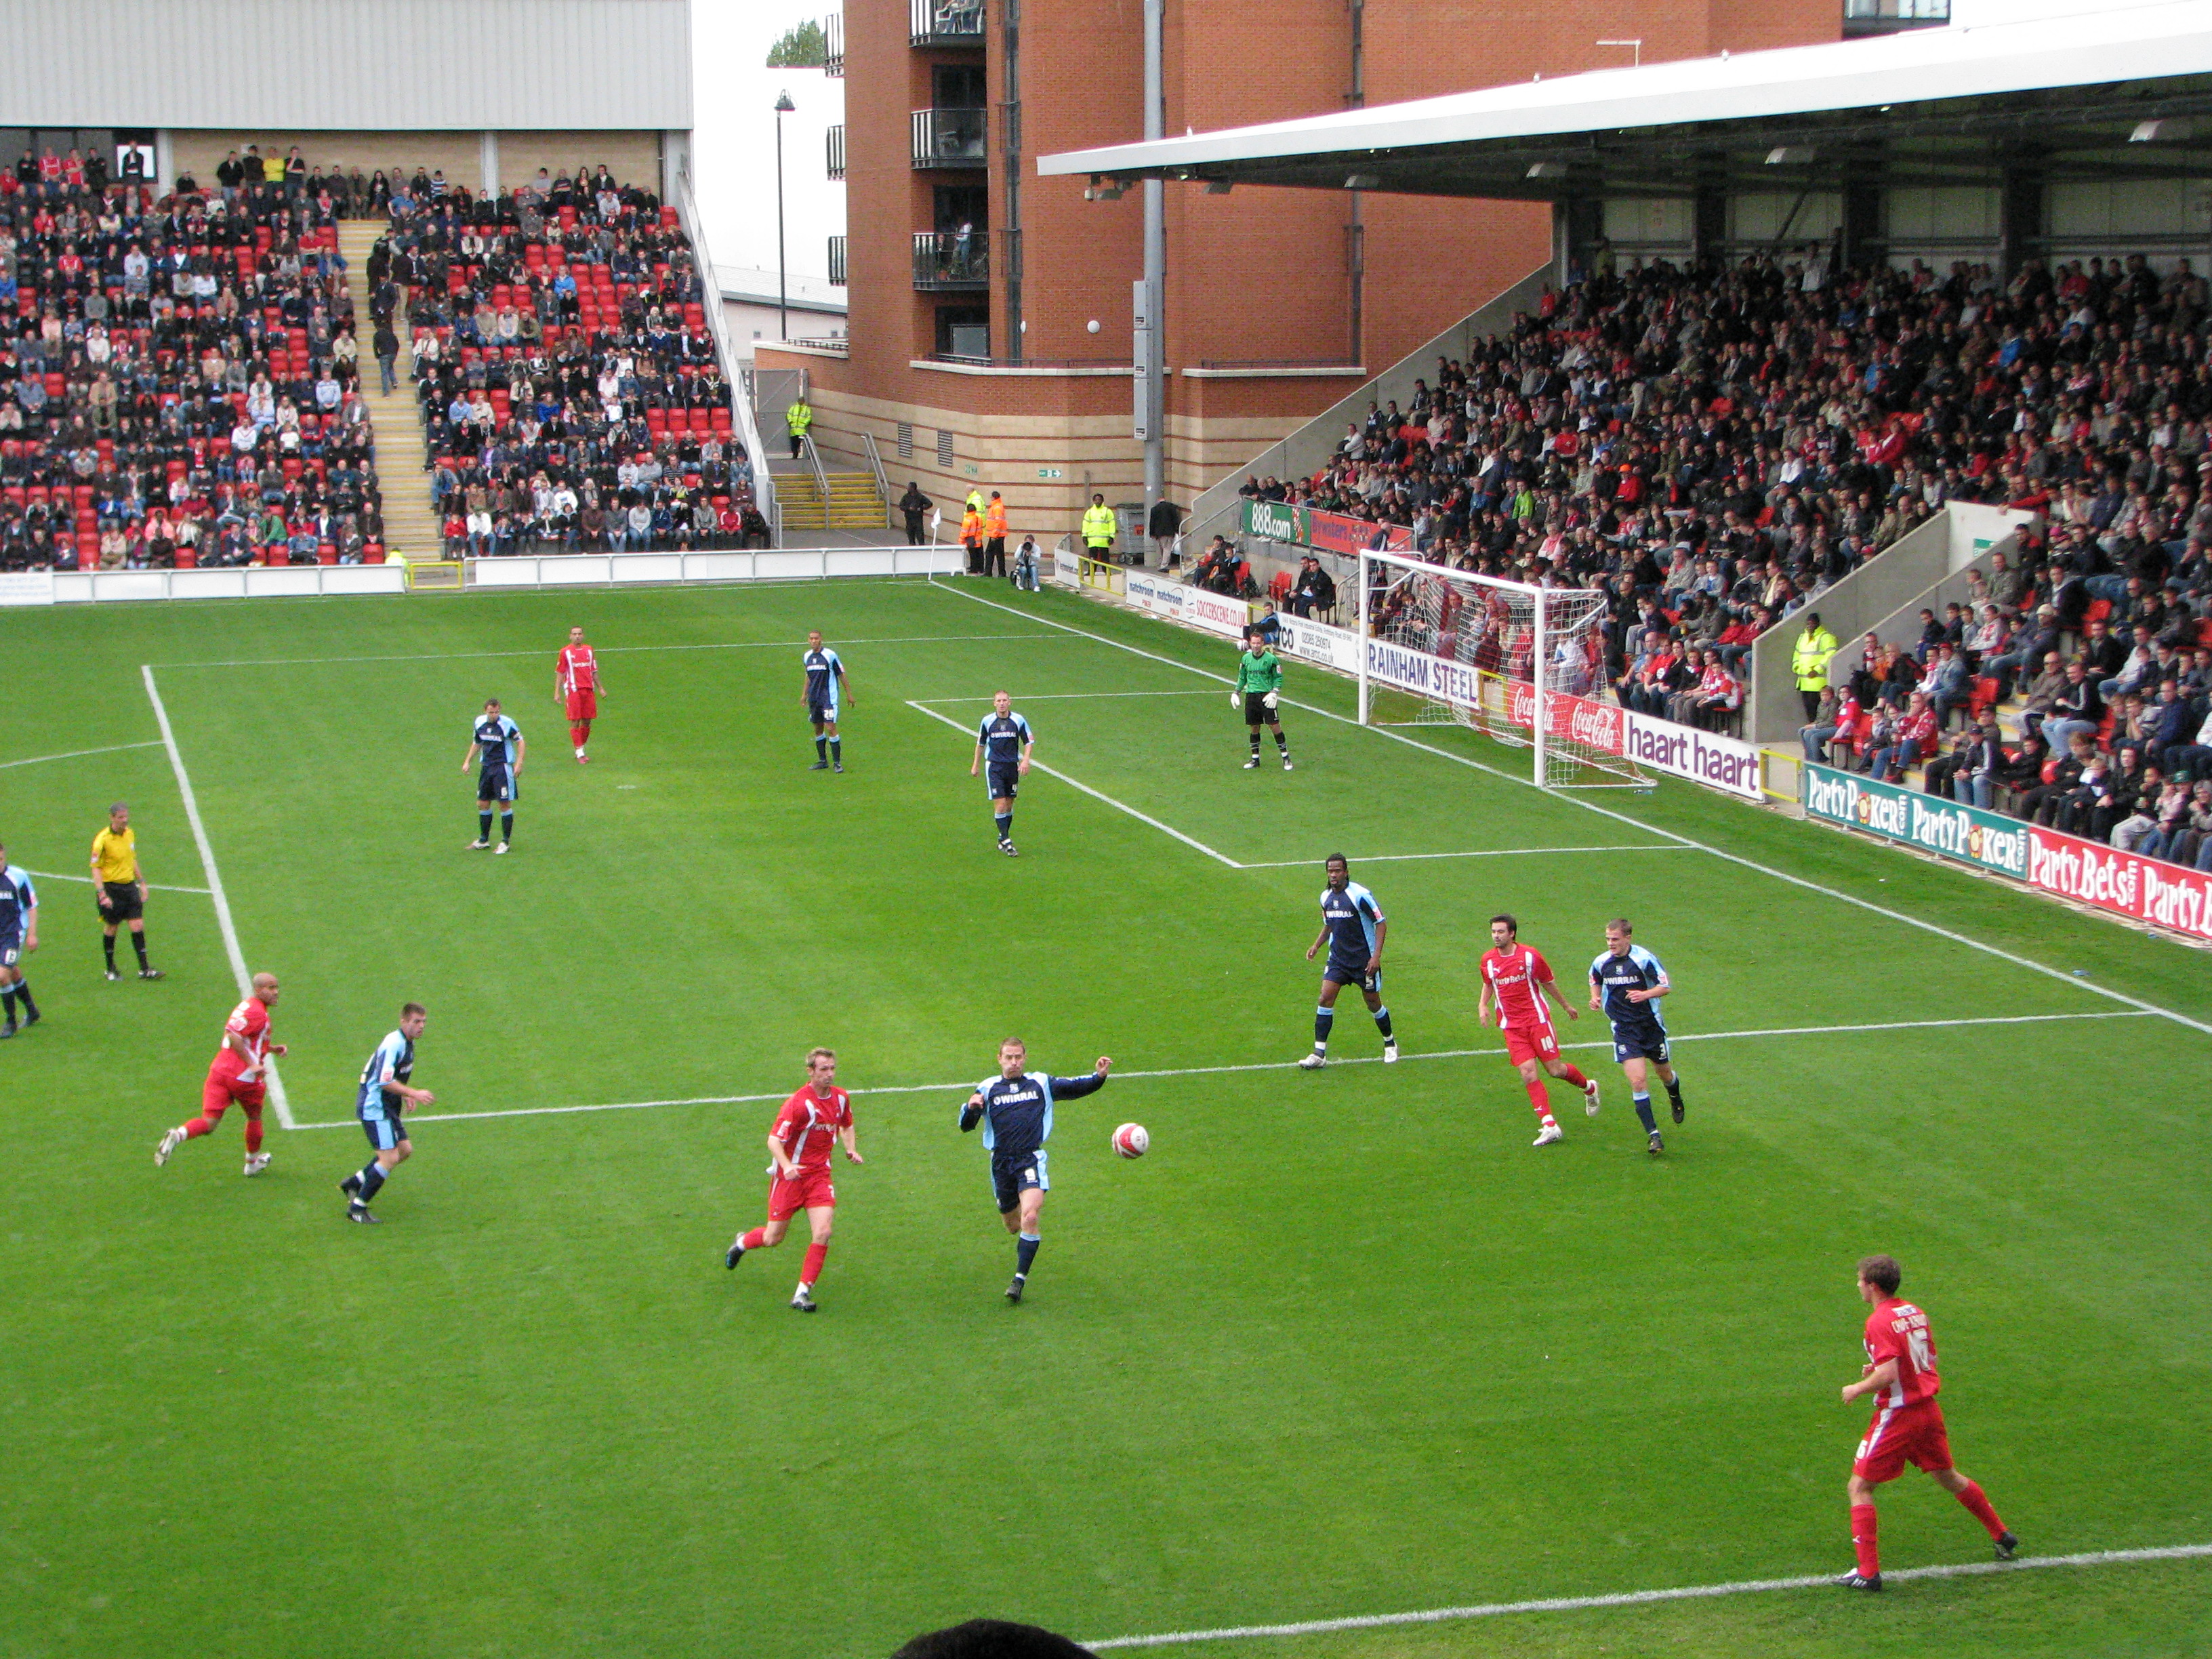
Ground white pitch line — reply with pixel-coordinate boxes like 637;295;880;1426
920;579;2212;1039
0;739;165;770
22;868;212;896
1083;1542;2212;1651
903;699;1242;869
141;666;293;1130
916;689;1225;701
281;1009;2148;1130
1236;845;1695;869
152;632;1071;670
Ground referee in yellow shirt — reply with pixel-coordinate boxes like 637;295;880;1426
91;803;162;981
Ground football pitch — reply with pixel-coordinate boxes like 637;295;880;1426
2;575;2208;1659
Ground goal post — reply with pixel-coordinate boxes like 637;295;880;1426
1356;548;1647;790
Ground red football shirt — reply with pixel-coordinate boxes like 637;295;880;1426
556;642;600;694
1481;945;1555;1030
771;1086;853;1173
209;996;272;1078
1862;1297;1941;1408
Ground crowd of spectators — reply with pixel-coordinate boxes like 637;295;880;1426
0;146;383;570
382;168;766;555
1247;249;2212;747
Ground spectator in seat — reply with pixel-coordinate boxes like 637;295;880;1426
1801;684;1858;766
1924;642;1973;732
1869;691;1938;783
1290;555;1336;619
2039;661;2105;754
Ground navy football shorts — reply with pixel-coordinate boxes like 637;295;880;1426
1610;1026;1669;1065
991;1149;1049;1212
1324;958;1380;995
477;764;517;804
360;1112;407;1152
985;762;1021;801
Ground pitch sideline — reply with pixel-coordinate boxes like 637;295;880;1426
918;579;2212;1038
142;665;295;1129
1082;1541;2212;1650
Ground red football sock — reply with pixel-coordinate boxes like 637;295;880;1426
1555;1063;1591;1089
1523;1077;1553;1117
1955;1480;2005;1538
182;1114;216;1140
741;1227;769;1251
243;1118;264;1155
1851;1503;1881;1577
800;1242;828;1288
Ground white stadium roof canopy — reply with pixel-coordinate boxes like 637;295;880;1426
1038;1;2212;201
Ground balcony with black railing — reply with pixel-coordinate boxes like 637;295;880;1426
828;235;847;287
912;107;987;169
913;229;988;291
826;124;846;180
1841;0;1948;35
911;0;984;47
824;12;844;74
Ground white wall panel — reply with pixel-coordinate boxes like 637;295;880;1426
2;0;690;131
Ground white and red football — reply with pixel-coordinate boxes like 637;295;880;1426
1111;1122;1149;1159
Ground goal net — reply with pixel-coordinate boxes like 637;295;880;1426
1357;549;1646;789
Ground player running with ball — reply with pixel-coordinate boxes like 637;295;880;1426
725;1047;862;1313
1233;627;1292;770
960;1040;1109;1303
1477;914;1597;1146
1298;855;1396;1068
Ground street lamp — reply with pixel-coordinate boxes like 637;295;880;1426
774;90;795;342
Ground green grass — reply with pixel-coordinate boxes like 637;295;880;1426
1;577;2206;1659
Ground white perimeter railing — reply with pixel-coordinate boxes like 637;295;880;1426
20;546;963;605
670;164;782;547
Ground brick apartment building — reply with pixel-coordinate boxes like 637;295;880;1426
762;0;1841;543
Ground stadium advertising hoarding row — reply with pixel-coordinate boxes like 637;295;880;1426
1125;573;1256;640
1273;615;1763;800
1240;501;1412;556
1802;763;2212;941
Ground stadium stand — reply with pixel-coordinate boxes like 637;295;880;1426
384;168;762;555
0;150;384;570
1233;251;2212;857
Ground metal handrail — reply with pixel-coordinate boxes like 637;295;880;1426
671;163;779;546
804;430;830;508
861;430;895;530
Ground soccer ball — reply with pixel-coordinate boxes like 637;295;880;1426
1111;1122;1149;1159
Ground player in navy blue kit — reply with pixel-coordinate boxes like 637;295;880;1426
462;699;526;854
0;844;39;1038
959;1038;1111;1302
1298;854;1395;1068
339;1002;434;1223
969;689;1034;856
801;630;852;772
1588;918;1685;1155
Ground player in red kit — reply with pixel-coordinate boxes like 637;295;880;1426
555;625;605;762
1836;1254;2018;1591
155;971;285;1175
1476;914;1599;1147
724;1048;863;1312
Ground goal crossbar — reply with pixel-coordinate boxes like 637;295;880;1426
1355;549;1645;789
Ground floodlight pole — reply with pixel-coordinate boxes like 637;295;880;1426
774;90;796;342
1141;0;1164;535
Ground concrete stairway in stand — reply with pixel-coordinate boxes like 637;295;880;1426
337;219;443;562
775;468;887;532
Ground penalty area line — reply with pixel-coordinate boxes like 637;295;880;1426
0;739;167;770
142;665;293;1130
1082;1542;2212;1650
23;868;211;896
279;1009;2149;1130
918;579;2212;1039
149;632;1073;670
1236;844;1694;869
903;699;1241;868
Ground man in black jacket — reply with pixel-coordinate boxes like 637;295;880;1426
1147;497;1182;570
899;482;932;546
1290;555;1336;618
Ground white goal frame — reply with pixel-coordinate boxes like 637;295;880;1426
1354;548;1643;789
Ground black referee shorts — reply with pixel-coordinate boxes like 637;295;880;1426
100;882;144;921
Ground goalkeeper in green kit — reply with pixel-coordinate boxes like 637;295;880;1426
1233;626;1293;771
